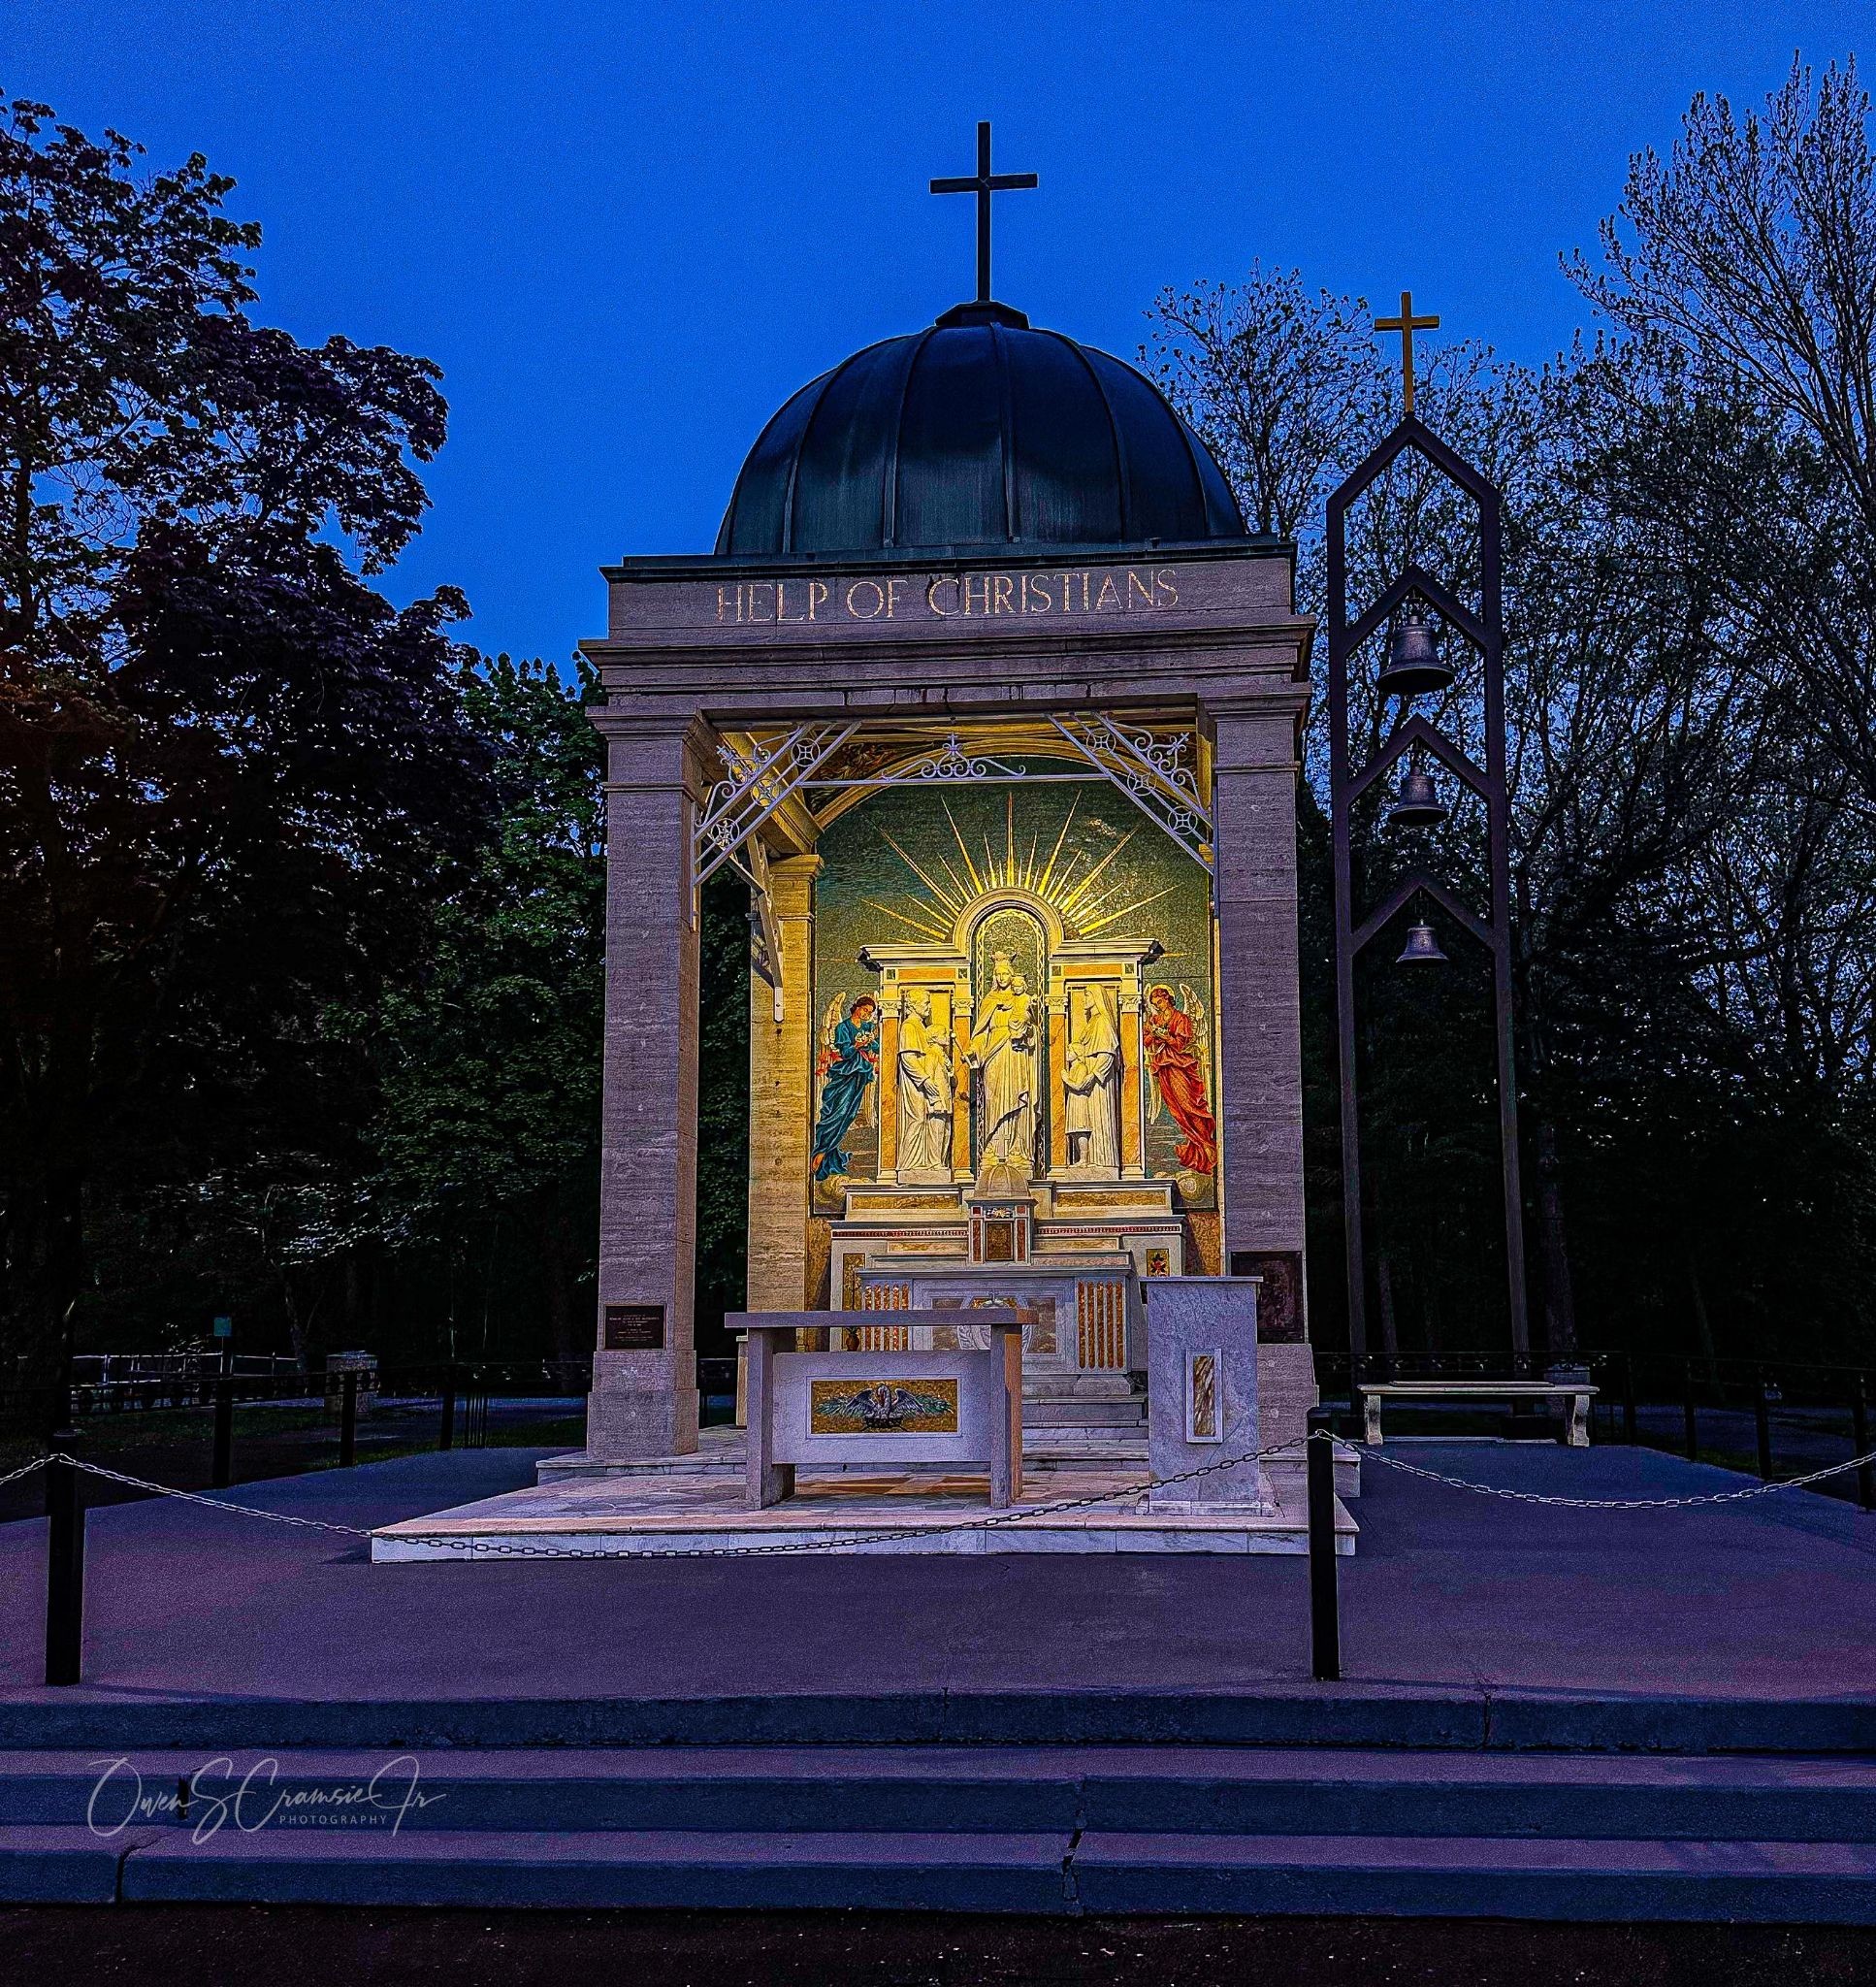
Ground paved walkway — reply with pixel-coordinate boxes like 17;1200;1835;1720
0;1443;1870;1707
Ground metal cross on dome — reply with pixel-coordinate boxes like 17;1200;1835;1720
1375;289;1440;417
930;120;1037;305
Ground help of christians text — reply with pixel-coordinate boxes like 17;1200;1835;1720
717;566;1181;626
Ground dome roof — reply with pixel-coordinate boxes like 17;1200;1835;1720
716;301;1245;558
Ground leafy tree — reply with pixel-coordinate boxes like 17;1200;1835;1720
0;97;491;1387
360;655;604;1366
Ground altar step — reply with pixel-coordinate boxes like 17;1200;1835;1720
1021;1373;1148;1430
7;1745;1875;1917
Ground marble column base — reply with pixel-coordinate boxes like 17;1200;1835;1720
586;1351;698;1460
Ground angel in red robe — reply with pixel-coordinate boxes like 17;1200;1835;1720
1144;984;1217;1176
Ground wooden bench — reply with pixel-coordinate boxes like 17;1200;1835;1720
1357;1380;1599;1448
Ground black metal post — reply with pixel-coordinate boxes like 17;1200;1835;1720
1683;1365;1698;1464
1621;1352;1637;1446
339;1370;359;1468
438;1366;457;1452
1307;1426;1342;1682
44;1403;85;1687
1755;1384;1773;1482
1853;1379;1872;1514
211;1378;234;1489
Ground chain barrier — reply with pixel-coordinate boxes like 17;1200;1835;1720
1355;1437;1876;1509
17;1433;1875;1558
42;1442;1297;1561
397;1437;1295;1561
0;1455;49;1494
63;1459;375;1540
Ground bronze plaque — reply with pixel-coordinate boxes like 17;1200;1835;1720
1228;1252;1304;1342
602;1304;665;1351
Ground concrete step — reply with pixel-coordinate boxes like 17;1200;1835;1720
4;1812;1874;1918
1071;1832;1876;1922
8;1692;1876;1754
11;1747;1876;1841
113;1827;1074;1911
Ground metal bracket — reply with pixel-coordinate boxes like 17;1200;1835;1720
1048;715;1213;871
746;836;786;1024
694;722;857;892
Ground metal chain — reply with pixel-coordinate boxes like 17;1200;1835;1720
396;1438;1298;1560
41;1434;1874;1558
1356;1438;1876;1509
0;1455;49;1492
35;1441;1294;1562
63;1459;375;1539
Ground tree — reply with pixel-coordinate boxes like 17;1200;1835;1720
1572;57;1876;806
1144;222;1876;1365
360;656;604;1366
0;97;491;1388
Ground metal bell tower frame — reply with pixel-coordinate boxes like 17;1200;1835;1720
1326;412;1529;1361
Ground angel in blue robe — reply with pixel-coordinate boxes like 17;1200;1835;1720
811;994;880;1181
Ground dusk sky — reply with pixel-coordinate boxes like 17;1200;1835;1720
11;0;1865;668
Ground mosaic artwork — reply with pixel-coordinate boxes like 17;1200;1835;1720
811;766;1217;1202
809;1378;960;1435
1187;1352;1219;1442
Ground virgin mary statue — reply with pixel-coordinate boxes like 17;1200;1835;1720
968;953;1036;1176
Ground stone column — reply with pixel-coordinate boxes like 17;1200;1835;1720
586;717;711;1461
1210;699;1308;1269
1119;989;1146;1179
1046;991;1069;1173
746;854;821;1310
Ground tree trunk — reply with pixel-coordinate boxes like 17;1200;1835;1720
1535;1120;1578;1363
1;1165;87;1405
1688;1250;1721;1389
1375;1244;1401;1370
540;1194;579;1371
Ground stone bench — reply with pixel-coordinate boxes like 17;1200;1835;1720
735;1309;1028;1510
1358;1380;1599;1448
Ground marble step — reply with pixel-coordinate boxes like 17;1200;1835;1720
1021;1400;1149;1427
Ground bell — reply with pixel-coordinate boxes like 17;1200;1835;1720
1376;603;1453;699
1397;921;1448;965
1386;758;1448;831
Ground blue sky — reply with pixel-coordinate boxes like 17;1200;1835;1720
10;0;1865;668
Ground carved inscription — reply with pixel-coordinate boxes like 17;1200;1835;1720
716;566;1181;626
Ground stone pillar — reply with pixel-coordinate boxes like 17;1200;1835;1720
877;1000;901;1178
1210;700;1308;1273
1046;991;1069;1173
587;718;710;1461
951;989;973;1183
746;854;821;1310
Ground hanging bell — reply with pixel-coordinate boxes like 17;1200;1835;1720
1386;755;1448;831
1397;921;1448;965
1376;603;1453;700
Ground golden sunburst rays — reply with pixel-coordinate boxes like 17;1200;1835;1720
941;801;984;895
862;896;952;940
879;791;1171;939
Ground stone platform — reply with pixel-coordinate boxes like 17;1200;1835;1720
531;1424;1364;1498
372;1452;1349;1561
